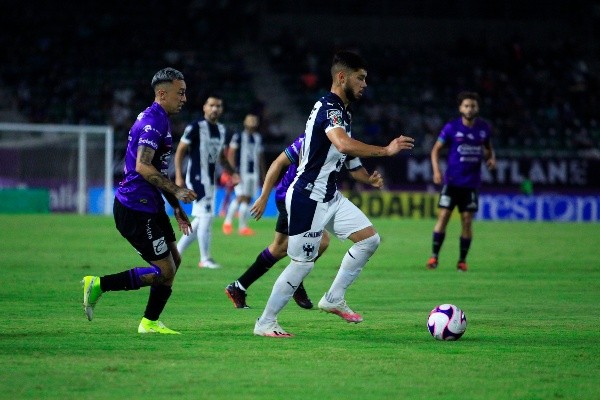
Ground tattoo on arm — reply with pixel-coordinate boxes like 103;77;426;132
138;146;180;194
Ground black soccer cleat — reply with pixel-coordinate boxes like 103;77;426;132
293;282;313;309
225;283;250;309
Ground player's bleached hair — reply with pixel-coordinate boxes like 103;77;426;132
331;50;367;78
151;67;184;89
457;91;481;106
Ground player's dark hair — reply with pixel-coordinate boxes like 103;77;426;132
203;92;224;104
331;50;367;76
457;91;481;106
151;67;184;89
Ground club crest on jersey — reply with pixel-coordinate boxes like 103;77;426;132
327;110;344;127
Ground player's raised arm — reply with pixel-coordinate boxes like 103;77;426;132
327;127;414;158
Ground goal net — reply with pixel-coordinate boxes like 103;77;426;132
0;123;114;215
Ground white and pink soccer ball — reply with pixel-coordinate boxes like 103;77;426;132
427;304;467;341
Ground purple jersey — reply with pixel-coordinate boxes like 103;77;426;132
115;102;173;213
274;135;304;202
438;117;492;188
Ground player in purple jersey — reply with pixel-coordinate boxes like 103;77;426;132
224;134;329;309
81;68;197;334
427;91;496;272
254;51;414;337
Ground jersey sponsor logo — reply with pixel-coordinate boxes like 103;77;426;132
139;137;158;149
302;230;323;238
439;195;451;207
152;237;167;255
327;110;344;127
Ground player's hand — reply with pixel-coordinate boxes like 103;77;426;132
486;157;496;170
250;195;268;221
175;187;197;203
174;207;193;235
386;135;414;156
369;170;384;189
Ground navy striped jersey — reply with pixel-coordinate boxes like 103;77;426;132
291;92;362;202
276;134;362;203
228;130;262;178
180;118;228;199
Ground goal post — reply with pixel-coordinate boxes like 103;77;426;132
0;122;114;215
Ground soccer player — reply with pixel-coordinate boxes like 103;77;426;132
253;50;415;337
222;113;265;236
174;94;238;269
81;67;197;334
426;91;496;271
224;134;329;310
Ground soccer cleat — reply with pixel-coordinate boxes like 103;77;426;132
225;283;250;309
293;282;313;309
138;317;181;334
318;295;363;323
222;222;233;235
82;276;102;321
199;259;221;269
238;227;255;236
253;318;293;337
426;257;438;270
457;261;468;272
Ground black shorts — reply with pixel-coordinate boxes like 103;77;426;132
437;185;479;213
113;198;176;262
274;199;289;235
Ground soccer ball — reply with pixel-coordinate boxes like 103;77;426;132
427;304;467;341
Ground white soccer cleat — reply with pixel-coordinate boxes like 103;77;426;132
253;318;294;337
318;295;363;323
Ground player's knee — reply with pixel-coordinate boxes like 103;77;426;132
147;264;165;283
357;233;381;256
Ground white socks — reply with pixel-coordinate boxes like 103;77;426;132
176;215;213;262
224;198;239;224
238;201;249;229
326;234;380;302
259;260;313;323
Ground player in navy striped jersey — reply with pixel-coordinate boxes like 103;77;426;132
174;94;238;269
225;134;327;310
427;91;496;272
254;51;415;337
222;113;265;236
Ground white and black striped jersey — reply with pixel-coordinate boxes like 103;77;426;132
228;130;263;180
291;92;362;202
180;118;228;199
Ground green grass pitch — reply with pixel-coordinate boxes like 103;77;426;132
0;214;598;399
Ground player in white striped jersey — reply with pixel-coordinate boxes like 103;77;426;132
254;50;414;337
174;94;238;269
223;113;265;236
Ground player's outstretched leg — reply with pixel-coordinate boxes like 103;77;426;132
82;276;103;321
